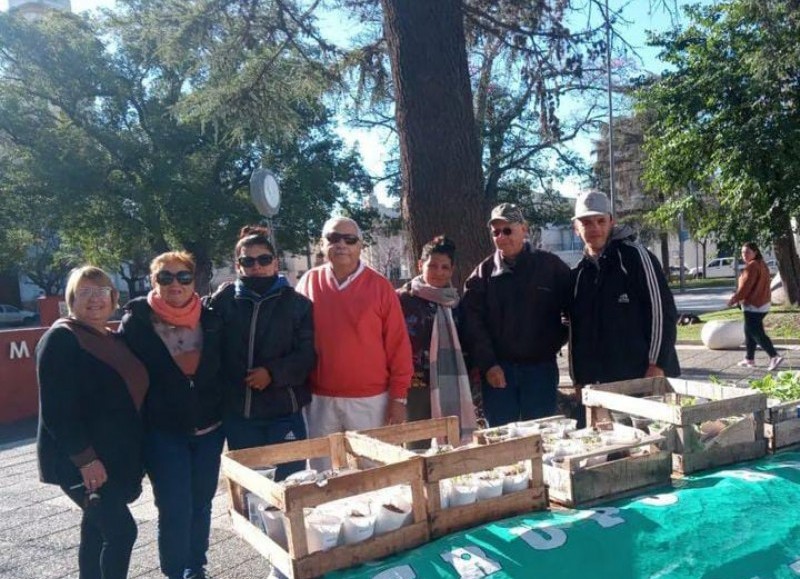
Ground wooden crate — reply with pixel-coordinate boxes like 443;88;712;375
764;399;800;451
540;422;671;507
357;417;548;538
222;433;429;579
582;377;767;474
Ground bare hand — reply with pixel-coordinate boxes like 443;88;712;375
385;400;407;425
245;367;271;390
80;460;108;492
485;365;507;388
644;364;665;378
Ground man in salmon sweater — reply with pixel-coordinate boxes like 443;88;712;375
296;216;412;445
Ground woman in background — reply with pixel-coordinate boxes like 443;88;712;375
120;251;224;579
37;266;148;579
728;242;782;371
397;235;477;442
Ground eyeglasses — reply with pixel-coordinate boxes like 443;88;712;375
155;270;194;286
491;227;514;237
76;286;113;299
325;233;360;245
238;254;275;268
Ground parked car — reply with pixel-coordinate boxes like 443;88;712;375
688;257;740;279
0;304;38;326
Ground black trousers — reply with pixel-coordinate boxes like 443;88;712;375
743;311;778;360
63;484;138;579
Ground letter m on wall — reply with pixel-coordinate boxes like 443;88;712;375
10;341;30;360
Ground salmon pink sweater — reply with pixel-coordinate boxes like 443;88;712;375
296;265;412;399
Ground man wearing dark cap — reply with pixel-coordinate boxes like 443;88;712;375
462;203;571;427
569;191;680;390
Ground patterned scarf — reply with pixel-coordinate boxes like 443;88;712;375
409;276;477;441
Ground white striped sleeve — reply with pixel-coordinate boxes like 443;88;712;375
626;241;663;364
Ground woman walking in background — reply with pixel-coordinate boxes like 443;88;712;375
209;226;315;481
37;266;148;579
728;242;783;371
397;235;477;442
120;251;224;579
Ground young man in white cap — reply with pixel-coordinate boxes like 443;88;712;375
462;202;571;427
568;191;680;390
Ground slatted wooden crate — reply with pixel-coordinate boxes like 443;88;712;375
763;399;800;451
357;417;548;538
583;377;767;474
221;433;429;579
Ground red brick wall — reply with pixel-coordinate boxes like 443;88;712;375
0;327;46;423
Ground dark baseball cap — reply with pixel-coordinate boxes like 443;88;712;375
488;203;526;226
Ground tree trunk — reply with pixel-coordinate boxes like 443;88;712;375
380;0;492;287
773;215;800;305
659;232;669;277
185;243;213;296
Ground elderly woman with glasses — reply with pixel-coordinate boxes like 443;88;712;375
119;251;224;579
208;226;315;481
37;266;149;579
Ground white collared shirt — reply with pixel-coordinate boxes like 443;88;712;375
325;261;366;290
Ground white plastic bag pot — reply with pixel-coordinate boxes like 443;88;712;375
342;511;377;545
305;511;342;553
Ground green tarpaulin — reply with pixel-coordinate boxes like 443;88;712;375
327;451;800;578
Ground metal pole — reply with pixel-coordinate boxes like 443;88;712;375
605;0;616;218
679;212;686;293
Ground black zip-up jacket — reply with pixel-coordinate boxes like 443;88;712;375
461;243;571;374
207;278;315;420
568;226;680;385
119;297;224;434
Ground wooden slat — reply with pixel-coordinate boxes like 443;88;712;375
221;455;287;510
674;439;767;474
295;522;429;579
282;459;424;511
429;487;548;538
582;389;680;423
344;432;417;464
357;417;460;446
225;437;332;468
423;436;542;481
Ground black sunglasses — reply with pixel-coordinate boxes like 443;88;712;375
238;254;275;268
325;232;360;245
155;270;194;286
491;227;514;237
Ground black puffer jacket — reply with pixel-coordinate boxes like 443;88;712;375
569;226;680;385
462;243;571;373
119;297;224;434
207;277;315;420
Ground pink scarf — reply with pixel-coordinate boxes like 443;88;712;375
147;290;201;329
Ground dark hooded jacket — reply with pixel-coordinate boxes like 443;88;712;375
569;225;680;385
207;276;315;419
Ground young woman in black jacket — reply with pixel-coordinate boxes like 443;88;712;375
208;226;315;481
37;266;148;579
119;251;224;579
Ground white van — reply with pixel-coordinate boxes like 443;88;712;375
689;257;738;279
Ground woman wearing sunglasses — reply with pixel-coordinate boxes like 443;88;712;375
208;226;315;481
37;266;148;579
119;251;224;579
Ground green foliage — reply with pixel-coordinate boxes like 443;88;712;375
749;372;800;402
0;5;372;292
636;0;800;246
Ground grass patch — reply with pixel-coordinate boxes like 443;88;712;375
668;278;736;290
677;307;800;341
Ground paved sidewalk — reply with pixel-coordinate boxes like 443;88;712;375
2;343;798;579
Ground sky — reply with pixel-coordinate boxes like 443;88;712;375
1;0;699;201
